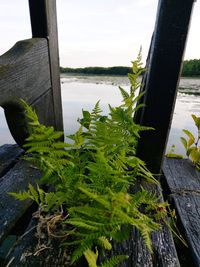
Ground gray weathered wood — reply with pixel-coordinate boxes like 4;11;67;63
163;158;200;193
0;38;52;146
0;38;50;106
163;158;200;266
31;89;56;127
6;222;179;267
0;160;41;244
29;0;63;132
172;194;200;267
109;223;180;267
0;144;23;178
5;219;71;267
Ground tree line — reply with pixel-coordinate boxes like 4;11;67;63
60;66;132;76
60;59;200;77
182;59;200;77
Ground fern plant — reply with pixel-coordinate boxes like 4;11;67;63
180;114;200;169
11;50;168;267
166;114;200;170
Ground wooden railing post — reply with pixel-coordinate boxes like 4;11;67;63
134;0;195;174
29;0;63;132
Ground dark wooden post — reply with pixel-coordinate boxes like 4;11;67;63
134;0;195;174
29;0;63;132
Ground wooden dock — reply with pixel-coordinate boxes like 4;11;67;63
0;0;199;266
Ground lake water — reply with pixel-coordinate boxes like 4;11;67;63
1;75;200;156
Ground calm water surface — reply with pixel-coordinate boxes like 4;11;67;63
1;75;200;156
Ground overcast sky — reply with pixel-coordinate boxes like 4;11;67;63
0;0;200;67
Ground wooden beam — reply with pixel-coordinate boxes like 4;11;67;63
29;0;63;132
0;38;52;146
134;0;195;173
163;158;200;266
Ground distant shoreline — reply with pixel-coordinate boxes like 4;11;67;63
60;66;132;76
60;72;200;79
60;59;200;77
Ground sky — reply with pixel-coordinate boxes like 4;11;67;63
0;0;200;67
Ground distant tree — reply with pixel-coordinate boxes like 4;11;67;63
182;59;200;76
60;59;200;77
60;66;132;76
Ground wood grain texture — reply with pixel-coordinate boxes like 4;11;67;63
0;160;41;244
5;219;71;267
163;157;200;266
0;144;23;178
29;0;63;132
163;158;200;193
6;222;180;267
172;194;200;266
109;223;180;267
32;89;56;128
0;38;52;146
0;38;51;106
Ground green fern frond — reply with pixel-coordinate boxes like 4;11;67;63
9;191;31;201
100;255;129;267
119;86;130;100
98;237;112;250
84;248;98;267
70;238;94;264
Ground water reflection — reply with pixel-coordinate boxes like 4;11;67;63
0;107;15;145
0;76;200;155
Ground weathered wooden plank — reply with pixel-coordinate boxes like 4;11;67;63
0;38;52;146
5;219;72;267
135;0;195;173
162;158;200;193
6;221;179;267
172;194;200;266
29;0;63;132
0;38;51;106
109;224;180;267
32;89;56;129
0;145;23;178
0;160;41;244
163;158;200;266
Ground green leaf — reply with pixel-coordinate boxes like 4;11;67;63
180;137;188;150
182;129;195;143
79;110;91;129
100;255;129;267
190;148;200;163
9;191;31;201
98;236;112;250
191;114;200;129
83;249;98;267
186;146;196;157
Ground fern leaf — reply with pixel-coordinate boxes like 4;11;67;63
100;255;129;267
98;237;112;250
83;248;98;267
119;86;129;100
9;191;31;201
70;239;94;264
